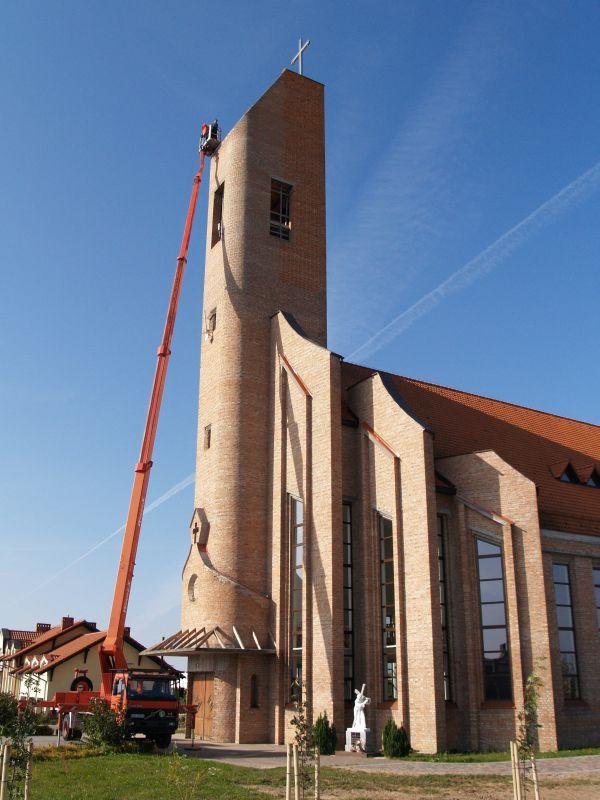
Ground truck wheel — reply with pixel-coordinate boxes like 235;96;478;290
154;734;172;750
62;718;73;741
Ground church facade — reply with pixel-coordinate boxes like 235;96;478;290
147;70;600;752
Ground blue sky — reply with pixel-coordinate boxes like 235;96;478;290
2;1;599;653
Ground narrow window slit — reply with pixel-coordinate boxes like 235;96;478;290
211;183;224;247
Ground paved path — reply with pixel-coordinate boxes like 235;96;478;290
172;738;600;776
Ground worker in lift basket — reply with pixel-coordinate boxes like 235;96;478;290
200;120;220;155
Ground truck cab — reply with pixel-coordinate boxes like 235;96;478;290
111;670;179;748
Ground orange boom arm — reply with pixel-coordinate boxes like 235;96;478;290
99;122;219;694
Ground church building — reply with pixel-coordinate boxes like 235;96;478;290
145;70;600;753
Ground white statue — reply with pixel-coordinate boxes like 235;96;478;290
352;684;370;730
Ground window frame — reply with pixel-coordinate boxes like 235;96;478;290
270;178;292;240
289;495;304;702
343;502;354;702
552;562;580;700
437;514;453;701
378;511;397;702
475;535;513;702
250;674;259;708
594;566;600;637
587;470;600;489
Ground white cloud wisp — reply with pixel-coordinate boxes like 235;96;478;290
349;159;600;362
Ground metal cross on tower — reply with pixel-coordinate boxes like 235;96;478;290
291;37;310;76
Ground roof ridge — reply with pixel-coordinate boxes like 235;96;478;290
389;372;600;431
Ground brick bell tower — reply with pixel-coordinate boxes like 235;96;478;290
180;70;326;742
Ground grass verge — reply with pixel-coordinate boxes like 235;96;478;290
30;752;511;800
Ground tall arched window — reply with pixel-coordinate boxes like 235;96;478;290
343;502;354;702
379;512;397;701
289;496;304;701
250;674;259;708
476;538;512;701
437;514;452;700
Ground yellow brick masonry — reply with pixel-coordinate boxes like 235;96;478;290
270;312;344;744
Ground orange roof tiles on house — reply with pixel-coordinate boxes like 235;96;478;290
5;630;37;646
342;363;600;535
31;631;106;673
0;620;97;662
16;630;176;675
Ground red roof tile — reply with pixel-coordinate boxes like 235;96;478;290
0;620;97;662
343;363;600;535
6;630;37;645
32;631;106;672
19;631;177;675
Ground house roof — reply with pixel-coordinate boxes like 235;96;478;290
36;631;106;671
18;631;178;675
5;630;37;646
0;620;97;662
342;363;600;535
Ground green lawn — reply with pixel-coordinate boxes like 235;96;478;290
30;751;510;800
28;745;600;799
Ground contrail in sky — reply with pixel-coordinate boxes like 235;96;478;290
15;472;195;604
349;159;600;362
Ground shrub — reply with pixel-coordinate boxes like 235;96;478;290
34;724;54;736
0;695;37;799
0;692;18;738
382;718;411;758
517;671;543;759
312;711;337;755
81;697;127;749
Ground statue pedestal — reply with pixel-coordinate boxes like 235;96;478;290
345;727;372;753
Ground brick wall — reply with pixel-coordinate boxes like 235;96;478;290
269;311;344;743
